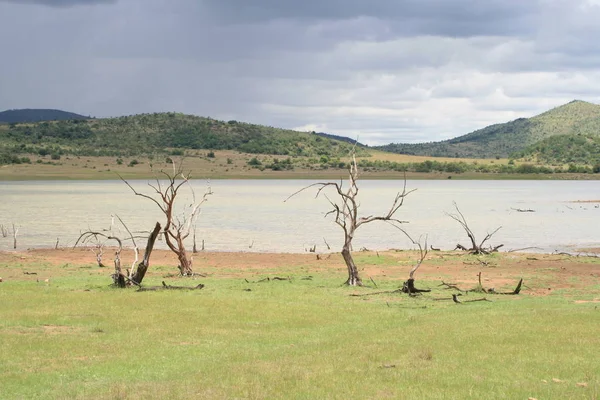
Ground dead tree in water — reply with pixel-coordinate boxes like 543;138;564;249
446;202;503;254
121;162;211;276
286;152;415;286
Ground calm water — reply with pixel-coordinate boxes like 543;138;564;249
0;179;599;253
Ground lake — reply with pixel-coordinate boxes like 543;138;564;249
0;179;599;253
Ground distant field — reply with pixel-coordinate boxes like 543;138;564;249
0;248;599;399
1;150;596;180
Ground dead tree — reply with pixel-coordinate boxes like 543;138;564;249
130;222;161;284
398;233;430;295
9;223;19;249
446;202;503;254
75;230;127;287
75;218;161;287
286;152;414;286
121;162;211;276
91;243;107;268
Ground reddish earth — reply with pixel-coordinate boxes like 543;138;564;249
1;248;599;296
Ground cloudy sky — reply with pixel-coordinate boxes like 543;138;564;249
1;0;600;145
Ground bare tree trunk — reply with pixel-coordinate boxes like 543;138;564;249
12;224;18;250
177;252;193;276
342;244;362;286
130;222;161;284
113;250;126;288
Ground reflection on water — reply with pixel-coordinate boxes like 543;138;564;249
1;179;599;253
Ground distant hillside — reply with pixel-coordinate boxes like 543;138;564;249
514;134;600;167
0;109;90;123
0;112;365;158
376;100;600;159
314;132;365;146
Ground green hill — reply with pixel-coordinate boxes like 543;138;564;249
0;109;90;123
0;112;363;159
376;100;600;160
514;134;600;167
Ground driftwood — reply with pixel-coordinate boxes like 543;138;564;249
137;281;205;292
450;294;491;304
440;272;523;295
245;276;292;283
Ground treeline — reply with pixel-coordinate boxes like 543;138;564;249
356;159;600;174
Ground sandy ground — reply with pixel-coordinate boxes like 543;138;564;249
1;248;599;297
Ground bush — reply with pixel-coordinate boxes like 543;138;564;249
128;159;139;167
248;157;262;166
207;151;215;158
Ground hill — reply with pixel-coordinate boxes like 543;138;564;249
376;100;600;159
0;112;363;159
0;109;90;123
314;132;364;146
513;133;600;168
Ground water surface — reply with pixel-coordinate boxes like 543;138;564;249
1;179;599;253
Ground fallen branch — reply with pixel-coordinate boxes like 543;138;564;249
137;281;205;291
438;282;466;292
349;289;401;297
440;273;523;295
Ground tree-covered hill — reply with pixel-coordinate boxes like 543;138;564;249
513;133;600;167
0;112;364;158
0;109;90;123
376;100;600;160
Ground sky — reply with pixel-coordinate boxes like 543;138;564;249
1;0;600;145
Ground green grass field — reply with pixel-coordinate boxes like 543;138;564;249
1;250;599;399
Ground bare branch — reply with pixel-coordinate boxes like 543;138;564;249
287;146;415;286
446;202;502;255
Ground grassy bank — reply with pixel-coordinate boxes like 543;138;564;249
1;249;599;399
1;150;598;180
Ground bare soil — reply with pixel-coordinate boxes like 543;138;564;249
2;248;599;297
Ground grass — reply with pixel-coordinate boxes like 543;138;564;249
1;250;599;399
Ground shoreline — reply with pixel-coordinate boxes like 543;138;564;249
1;170;599;181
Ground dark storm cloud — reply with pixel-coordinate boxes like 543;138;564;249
1;0;600;145
201;0;540;37
0;0;115;6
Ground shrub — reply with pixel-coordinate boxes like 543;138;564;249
248;157;262;166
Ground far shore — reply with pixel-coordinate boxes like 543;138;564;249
2;150;599;181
